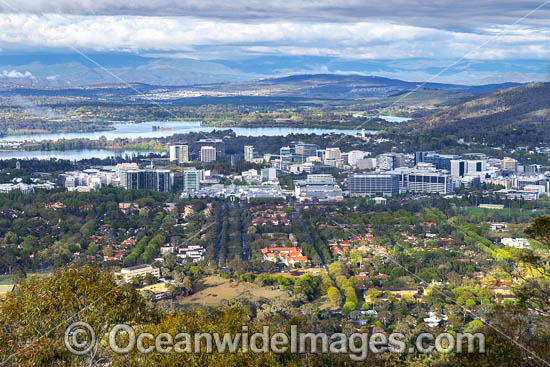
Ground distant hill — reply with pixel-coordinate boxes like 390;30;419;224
174;74;522;99
0;54;254;87
0;73;522;101
405;82;550;146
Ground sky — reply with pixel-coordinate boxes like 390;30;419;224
0;0;549;84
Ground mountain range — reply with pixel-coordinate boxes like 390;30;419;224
0;53;546;88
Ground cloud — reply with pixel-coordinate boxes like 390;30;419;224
0;1;549;32
1;69;33;78
0;15;548;61
0;1;547;84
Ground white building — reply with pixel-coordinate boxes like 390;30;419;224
200;146;217;162
450;159;486;178
118;265;160;282
261;168;277;182
502;238;530;249
169;145;189;163
356;158;377;170
241;169;262;184
347;150;370;166
178;245;206;263
376;154;397;171
244;145;254;162
325;147;341;160
390;167;453;194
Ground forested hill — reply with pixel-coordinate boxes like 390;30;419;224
404;82;550;146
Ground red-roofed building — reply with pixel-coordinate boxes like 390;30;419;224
261;247;310;267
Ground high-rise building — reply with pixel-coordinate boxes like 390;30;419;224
450;159;486;178
197;138;225;157
414;151;429;166
244;145;254;162
261;168;277;182
356;158;377;170
169;145;189;163
183;170;200;192
501;157;518;171
394;153;406;168
524;164;541;173
376;154;397;171
324;147;341;160
295;143;319;161
349;173;400;197
416;152;460;170
280;146;292;156
120;169;172;192
347;150;368;166
200;146;217;162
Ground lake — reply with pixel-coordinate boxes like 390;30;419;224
0;120;383;160
0;120;376;143
352;114;413;123
0;149;157;161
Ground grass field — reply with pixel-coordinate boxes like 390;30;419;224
0;276;13;285
178;276;290;306
464;207;545;218
140;282;170;293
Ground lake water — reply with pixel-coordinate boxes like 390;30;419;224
0;120;375;143
0;149;157;161
0;119;384;160
352;114;413;123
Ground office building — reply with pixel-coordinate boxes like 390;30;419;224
417;152;461;170
115;163;139;178
391;167;452;194
280;146;292;156
120;169;172;192
325;147;341;160
349;173;400;197
450;159;486;178
307;174;335;183
295;143;319;161
415;151;430;166
376;154;397;171
244;145;254;162
200;146;217;163
356;158;377;170
316;149;326;161
295;181;343;202
197;138;225;157
347;150;369;166
169;145;189;163
501;157;518;171
183;170;201;192
118;265;160;282
524;164;541;173
261;168;277;182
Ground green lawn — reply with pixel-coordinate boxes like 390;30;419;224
464;207;544;218
0;276;13;285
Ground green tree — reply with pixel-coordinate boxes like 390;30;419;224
0;266;148;367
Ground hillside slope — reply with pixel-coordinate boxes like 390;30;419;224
406;82;550;146
195;74;520;99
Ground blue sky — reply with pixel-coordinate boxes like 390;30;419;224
0;0;549;84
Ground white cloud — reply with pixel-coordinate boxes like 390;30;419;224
0;14;548;61
1;69;33;78
0;0;549;32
